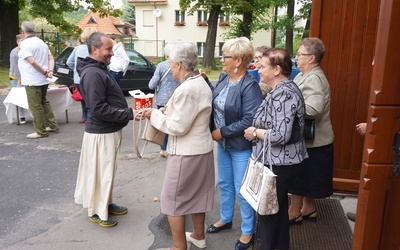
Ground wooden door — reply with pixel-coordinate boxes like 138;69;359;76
311;0;400;248
310;0;380;193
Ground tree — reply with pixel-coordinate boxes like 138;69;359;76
0;0;21;66
285;0;295;54
0;0;118;65
122;1;136;28
180;0;229;69
297;0;311;39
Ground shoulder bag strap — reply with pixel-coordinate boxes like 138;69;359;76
159;68;171;86
132;111;149;158
267;130;273;172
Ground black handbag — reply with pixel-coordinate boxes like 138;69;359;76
304;119;315;140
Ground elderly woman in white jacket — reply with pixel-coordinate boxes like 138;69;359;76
142;40;214;250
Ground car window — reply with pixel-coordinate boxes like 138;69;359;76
126;50;148;67
57;47;73;63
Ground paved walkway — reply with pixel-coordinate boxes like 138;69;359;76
0;93;357;249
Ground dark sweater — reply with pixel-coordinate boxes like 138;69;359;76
77;57;133;133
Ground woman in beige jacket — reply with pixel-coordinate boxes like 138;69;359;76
288;37;335;225
142;40;214;250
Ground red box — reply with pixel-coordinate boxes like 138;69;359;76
134;96;153;110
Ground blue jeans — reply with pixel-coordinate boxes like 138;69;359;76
10;79;18;87
110;70;123;85
157;105;168;150
217;143;255;235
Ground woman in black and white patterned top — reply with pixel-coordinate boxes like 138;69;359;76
244;48;308;250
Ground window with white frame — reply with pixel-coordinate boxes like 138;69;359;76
219;11;230;26
143;10;155;27
197;42;205;57
175;10;186;26
198;10;208;21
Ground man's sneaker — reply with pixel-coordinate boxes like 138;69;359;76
89;214;118;227
89;214;100;223
98;219;118;227
19;117;26;124
45;127;60;133
27;132;48;139
108;203;128;215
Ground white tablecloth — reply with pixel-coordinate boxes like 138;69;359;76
3;86;74;124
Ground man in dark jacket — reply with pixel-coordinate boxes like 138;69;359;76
73;32;136;227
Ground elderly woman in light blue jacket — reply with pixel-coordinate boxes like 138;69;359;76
66;27;97;123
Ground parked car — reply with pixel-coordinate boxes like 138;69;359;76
53;47;156;92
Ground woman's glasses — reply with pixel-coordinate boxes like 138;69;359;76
295;52;313;57
220;54;233;62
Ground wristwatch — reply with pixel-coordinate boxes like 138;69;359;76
252;128;257;139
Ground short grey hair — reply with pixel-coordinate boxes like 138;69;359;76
87;32;109;54
168;40;198;71
21;21;35;33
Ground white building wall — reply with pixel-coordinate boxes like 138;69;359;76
133;1;272;58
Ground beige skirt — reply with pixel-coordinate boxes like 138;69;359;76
161;151;215;216
74;130;122;220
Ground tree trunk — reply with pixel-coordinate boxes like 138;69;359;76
0;0;19;66
242;11;253;39
203;5;221;69
285;0;295;54
302;6;311;39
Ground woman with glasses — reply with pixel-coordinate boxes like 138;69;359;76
207;37;262;250
141;40;215;250
288;37;334;225
244;47;307;250
253;45;272;98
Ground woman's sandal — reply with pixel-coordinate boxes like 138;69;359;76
302;210;317;222
289;214;303;226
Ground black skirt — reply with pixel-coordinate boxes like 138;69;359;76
288;143;334;198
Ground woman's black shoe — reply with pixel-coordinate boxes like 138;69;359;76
235;234;254;250
206;221;232;233
302;210;317;223
289;214;303;226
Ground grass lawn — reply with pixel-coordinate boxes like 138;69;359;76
0;66;10;90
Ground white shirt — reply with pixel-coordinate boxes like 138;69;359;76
109;42;130;75
18;36;51;86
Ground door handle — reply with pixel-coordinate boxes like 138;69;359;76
394;130;400;176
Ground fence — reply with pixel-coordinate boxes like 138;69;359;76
38;30;72;57
121;37;166;61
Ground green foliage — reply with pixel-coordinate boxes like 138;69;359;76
0;66;10;89
16;0;119;33
197;59;222;80
64;7;88;26
122;1;135;26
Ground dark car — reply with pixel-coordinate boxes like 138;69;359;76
53;47;156;92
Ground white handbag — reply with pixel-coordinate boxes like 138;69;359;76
240;130;279;215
